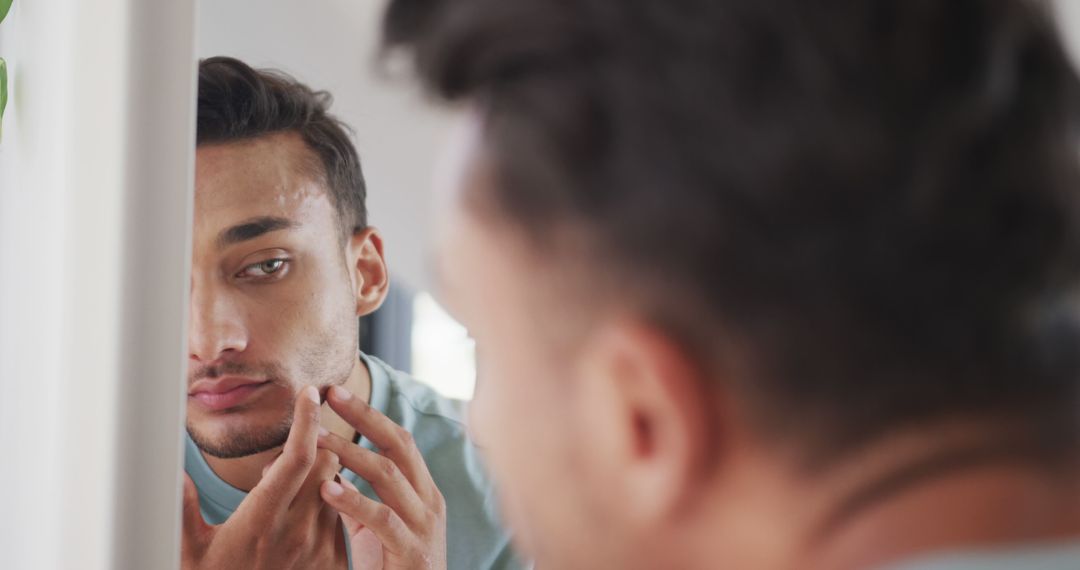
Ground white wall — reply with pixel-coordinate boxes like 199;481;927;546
0;1;196;568
197;0;456;293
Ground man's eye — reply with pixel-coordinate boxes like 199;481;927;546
239;259;288;278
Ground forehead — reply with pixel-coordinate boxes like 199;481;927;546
433;120;505;307
434;116;555;319
194;132;333;237
433;112;610;354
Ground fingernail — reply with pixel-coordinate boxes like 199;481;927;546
330;385;352;401
304;386;319;404
318;426;329;437
325;481;345;497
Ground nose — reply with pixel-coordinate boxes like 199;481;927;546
188;282;248;363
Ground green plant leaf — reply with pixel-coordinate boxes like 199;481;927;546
0;0;11;25
0;57;7;140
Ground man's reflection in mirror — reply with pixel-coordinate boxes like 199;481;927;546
182;57;521;569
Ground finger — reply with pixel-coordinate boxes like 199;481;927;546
326;385;438;501
322;475;347;537
337;477;366;535
339;474;360;494
239;386;322;522
349;527;386;569
290;449;342;540
291;448;340;512
341;512;364;537
321;479;413;554
290;447;342;536
318;430;428;526
181;473;211;544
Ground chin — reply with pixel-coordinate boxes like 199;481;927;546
188;407;292;459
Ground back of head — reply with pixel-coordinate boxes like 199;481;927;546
384;0;1080;465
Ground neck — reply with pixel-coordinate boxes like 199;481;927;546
677;425;1080;570
202;356;372;492
804;460;1080;570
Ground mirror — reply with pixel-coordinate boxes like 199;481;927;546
184;1;519;568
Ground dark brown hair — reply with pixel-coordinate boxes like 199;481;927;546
197;56;367;234
383;0;1080;462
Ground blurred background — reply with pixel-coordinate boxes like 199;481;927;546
4;0;1080;568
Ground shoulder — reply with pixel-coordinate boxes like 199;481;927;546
364;354;488;498
366;354;469;441
378;357;468;425
364;355;526;569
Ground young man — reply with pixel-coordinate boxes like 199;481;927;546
384;0;1080;568
181;57;519;569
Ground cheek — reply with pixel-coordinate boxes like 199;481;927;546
294;273;358;370
469;352;542;471
473;330;568;446
266;265;348;331
470;338;594;555
242;267;355;374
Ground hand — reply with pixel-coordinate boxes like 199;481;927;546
181;386;349;569
317;385;448;570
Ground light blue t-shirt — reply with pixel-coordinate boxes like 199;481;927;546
186;352;522;570
882;542;1080;570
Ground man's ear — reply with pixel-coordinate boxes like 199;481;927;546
576;320;716;526
348;227;390;316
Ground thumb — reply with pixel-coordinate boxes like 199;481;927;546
181;473;211;539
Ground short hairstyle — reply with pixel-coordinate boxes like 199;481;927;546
197;56;368;234
383;0;1080;464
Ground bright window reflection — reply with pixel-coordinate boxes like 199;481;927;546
411;292;476;400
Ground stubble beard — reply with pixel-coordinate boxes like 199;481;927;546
188;324;358;459
189;258;362;459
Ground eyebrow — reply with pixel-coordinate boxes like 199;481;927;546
216;216;298;249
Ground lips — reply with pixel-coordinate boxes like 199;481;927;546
188;376;270;411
